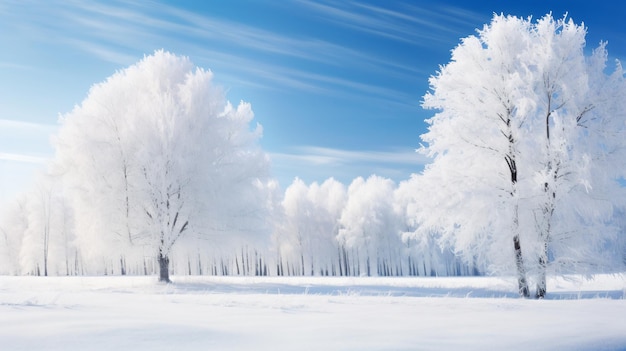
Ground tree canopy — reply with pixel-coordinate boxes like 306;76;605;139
417;13;626;297
52;50;270;282
0;17;624;294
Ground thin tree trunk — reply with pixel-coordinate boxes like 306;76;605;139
512;194;529;298
236;254;241;275
158;249;171;283
513;234;530;297
505;135;529;297
536;242;548;298
338;246;344;276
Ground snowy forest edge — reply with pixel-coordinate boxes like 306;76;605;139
1;14;626;298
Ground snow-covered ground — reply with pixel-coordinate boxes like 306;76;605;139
1;274;625;350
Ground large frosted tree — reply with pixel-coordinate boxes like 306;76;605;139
54;50;269;282
418;14;626;297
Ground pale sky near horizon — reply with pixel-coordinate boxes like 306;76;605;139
1;0;625;204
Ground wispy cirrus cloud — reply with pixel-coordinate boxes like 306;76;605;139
0;119;57;158
2;0;427;103
65;39;138;66
269;145;429;186
295;0;484;46
52;0;374;68
287;146;428;166
0;119;57;134
0;152;49;164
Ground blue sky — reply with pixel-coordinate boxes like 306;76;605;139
1;0;625;201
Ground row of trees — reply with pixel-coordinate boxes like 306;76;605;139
1;14;626;297
0;51;472;282
1;161;623;286
0;172;473;280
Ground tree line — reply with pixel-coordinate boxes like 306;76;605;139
1;14;626;298
0;172;474;280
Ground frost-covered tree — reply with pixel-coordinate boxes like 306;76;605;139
395;175;475;277
53;50;269;282
418;13;626;297
0;195;28;275
521;16;626;298
419;14;537;296
273;178;310;275
20;179;55;276
276;177;346;276
11;174;76;276
338;176;402;276
307;178;347;275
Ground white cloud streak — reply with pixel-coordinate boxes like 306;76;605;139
0;120;57;163
269;146;430;186
0;152;49;164
271;146;429;167
295;0;484;46
0;0;436;104
65;39;138;66
0;119;57;133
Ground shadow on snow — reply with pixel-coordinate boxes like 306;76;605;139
164;277;625;300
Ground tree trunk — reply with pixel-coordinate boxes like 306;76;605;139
513;235;530;298
158;250;171;283
504;133;529;297
537;177;555;299
120;256;126;276
536;242;548;298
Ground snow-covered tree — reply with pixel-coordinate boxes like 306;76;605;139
276;177;346;276
419;14;536;296
0;195;28;275
308;178;348;275
418;13;626;297
521;16;626;298
10;173;76;276
395;174;475;277
53;50;269;282
338;175;402;276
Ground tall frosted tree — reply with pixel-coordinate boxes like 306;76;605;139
418;14;626;297
54;50;269;282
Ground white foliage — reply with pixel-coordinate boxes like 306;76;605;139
417;13;626;279
52;50;270;275
1;18;625;281
0;195;28;275
338;175;402;276
276;177;346;275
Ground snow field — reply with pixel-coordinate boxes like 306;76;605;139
1;274;625;350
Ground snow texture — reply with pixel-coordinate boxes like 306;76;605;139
1;274;625;350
